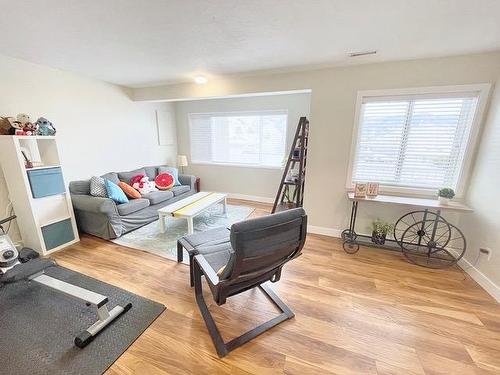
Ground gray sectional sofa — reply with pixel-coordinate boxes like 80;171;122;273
69;165;196;240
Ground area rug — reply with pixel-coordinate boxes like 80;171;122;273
0;265;165;375
111;204;254;263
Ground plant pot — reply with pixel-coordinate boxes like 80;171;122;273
371;231;387;245
438;196;450;205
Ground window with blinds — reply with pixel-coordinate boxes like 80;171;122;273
189;110;288;168
350;91;481;191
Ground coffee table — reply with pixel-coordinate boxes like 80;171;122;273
158;192;227;234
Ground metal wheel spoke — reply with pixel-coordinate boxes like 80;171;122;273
410;213;417;225
424;221;434;232
407;234;419;243
409;230;419;238
434;231;448;243
400;219;412;227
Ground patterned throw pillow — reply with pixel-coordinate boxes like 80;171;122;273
118;181;141;199
155;173;175;190
157;167;181;186
90;176;107;197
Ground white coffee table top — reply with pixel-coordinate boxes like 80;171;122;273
159;192;227;218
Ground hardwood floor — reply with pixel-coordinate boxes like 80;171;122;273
52;199;500;375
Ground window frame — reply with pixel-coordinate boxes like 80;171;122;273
188;109;289;170
346;84;491;198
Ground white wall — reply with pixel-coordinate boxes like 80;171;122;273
0;54;177;242
458;75;500;299
174;93;311;200
134;51;500;236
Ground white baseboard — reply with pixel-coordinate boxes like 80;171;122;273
228;195;344;238
457;256;500;303
227;193;274;204
307;225;342;237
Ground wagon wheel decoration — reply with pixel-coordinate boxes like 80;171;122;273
400;219;466;268
393;210;449;246
342;239;360;254
341;229;360;254
341;229;357;242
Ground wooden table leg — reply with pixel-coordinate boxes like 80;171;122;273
222;198;228;217
187;217;194;234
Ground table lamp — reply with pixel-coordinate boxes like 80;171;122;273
177;155;188;174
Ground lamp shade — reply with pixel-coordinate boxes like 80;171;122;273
177;155;188;167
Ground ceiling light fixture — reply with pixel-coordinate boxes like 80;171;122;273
348;50;377;57
194;75;208;84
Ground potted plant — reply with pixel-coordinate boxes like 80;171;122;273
438;188;455;205
371;219;394;245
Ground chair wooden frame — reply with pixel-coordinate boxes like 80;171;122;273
193;254;295;358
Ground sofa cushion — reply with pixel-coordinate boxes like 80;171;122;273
142;190;174;205
171;185;190;196
101;172;120;185
197;242;233;278
143;166;158;181
117;198;150;216
118;168;146;184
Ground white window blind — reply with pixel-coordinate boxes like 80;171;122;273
189;111;288;168
351;93;479;191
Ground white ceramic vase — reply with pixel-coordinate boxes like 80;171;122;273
438;196;450;205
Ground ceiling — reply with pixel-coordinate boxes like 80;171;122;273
1;0;499;88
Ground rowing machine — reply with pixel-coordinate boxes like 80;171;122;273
0;215;132;348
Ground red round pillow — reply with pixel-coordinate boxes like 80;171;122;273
155;172;175;190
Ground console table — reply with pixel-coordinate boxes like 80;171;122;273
342;192;472;268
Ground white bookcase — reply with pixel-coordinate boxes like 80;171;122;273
0;135;79;255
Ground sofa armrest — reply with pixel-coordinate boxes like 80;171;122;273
179;174;196;190
71;194;118;215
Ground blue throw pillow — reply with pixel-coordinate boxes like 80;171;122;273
158;166;181;186
105;179;129;204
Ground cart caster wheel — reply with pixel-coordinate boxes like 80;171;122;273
343;241;360;254
341;229;357;241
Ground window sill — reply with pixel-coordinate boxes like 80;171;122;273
191;161;284;170
347;184;464;200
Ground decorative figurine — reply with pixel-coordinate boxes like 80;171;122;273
15;113;36;135
0;116;16;135
35;117;57;136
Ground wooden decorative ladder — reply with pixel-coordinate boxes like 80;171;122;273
272;116;309;213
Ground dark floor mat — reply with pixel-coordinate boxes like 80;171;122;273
0;265;166;375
